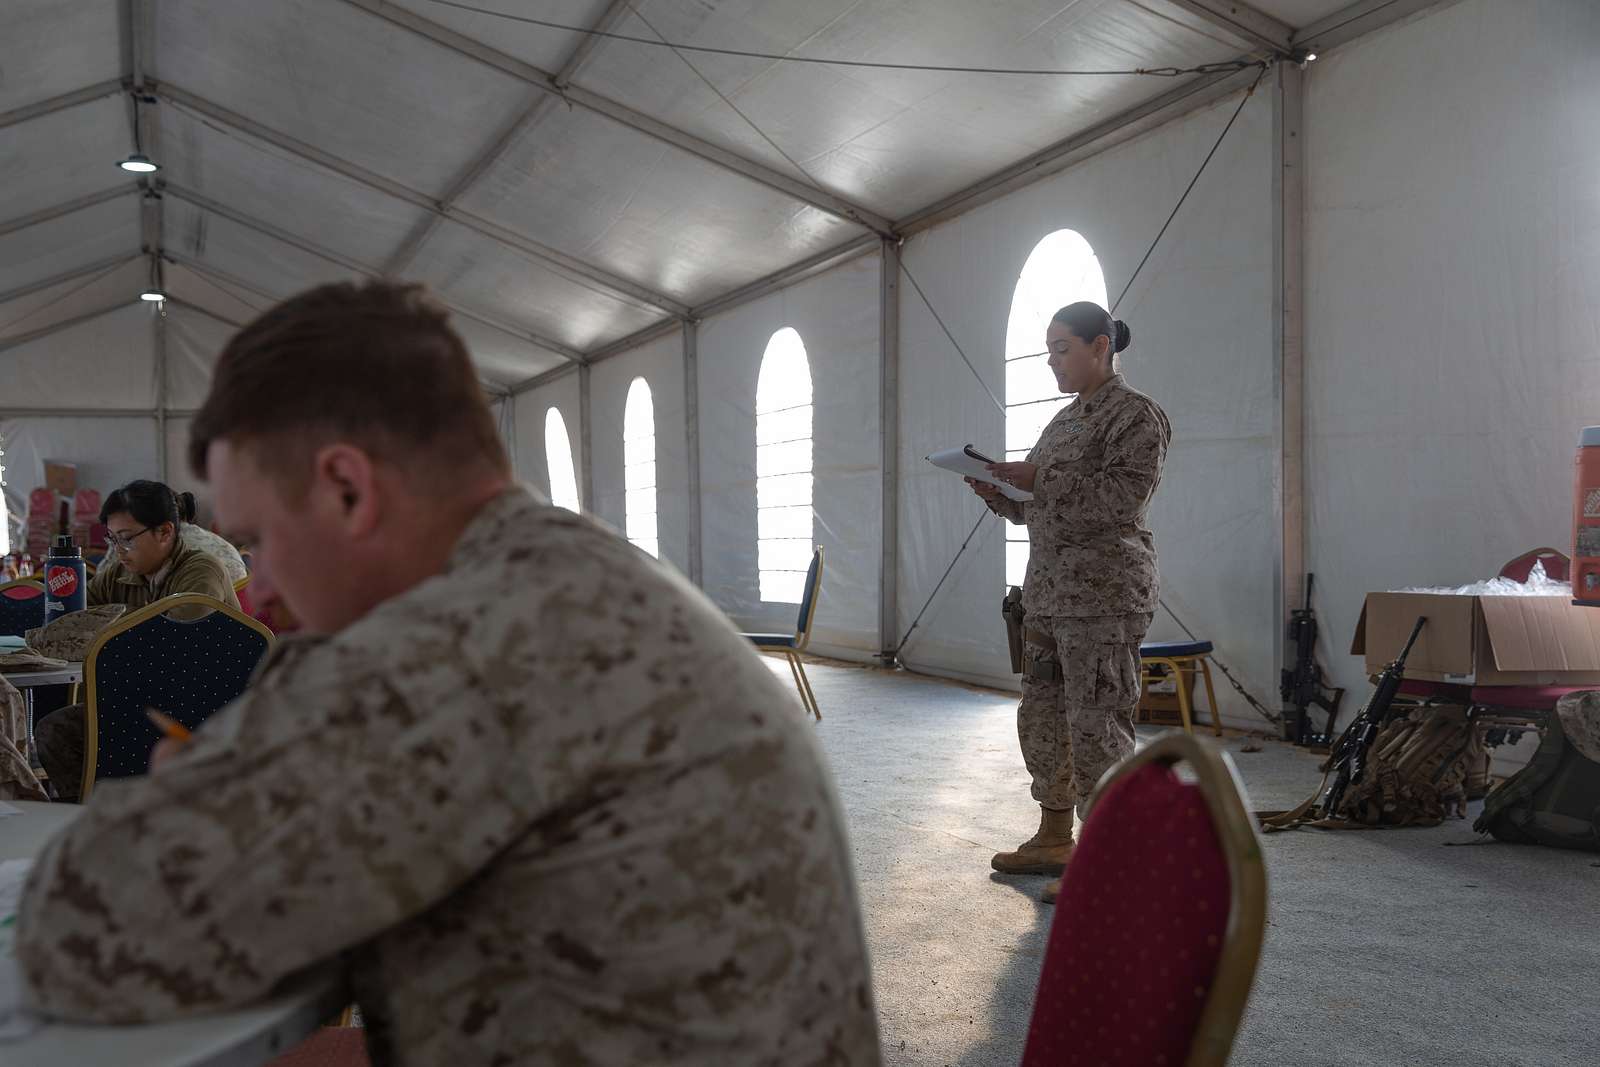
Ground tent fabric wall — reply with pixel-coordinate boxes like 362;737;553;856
15;0;1574;744
1304;0;1600;723
895;91;1277;726
2;416;163;550
589;331;691;575
697;252;882;659
166;306;235;412
2;303;158;411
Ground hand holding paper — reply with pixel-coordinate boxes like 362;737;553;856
927;445;1034;502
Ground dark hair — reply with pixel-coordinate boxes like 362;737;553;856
1052;301;1131;356
101;480;195;529
188;281;510;491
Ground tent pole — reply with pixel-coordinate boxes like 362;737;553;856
1272;60;1306;723
578;363;595;514
878;239;901;666
683;321;703;587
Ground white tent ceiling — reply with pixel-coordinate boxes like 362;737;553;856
1;0;1362;393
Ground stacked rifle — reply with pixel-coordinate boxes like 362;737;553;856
1264;614;1428;827
1280;573;1345;747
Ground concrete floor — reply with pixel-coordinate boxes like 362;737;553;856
778;658;1600;1067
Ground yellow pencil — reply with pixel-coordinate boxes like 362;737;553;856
145;708;193;743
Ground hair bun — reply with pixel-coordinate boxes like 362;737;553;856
177;491;198;523
1113;320;1131;353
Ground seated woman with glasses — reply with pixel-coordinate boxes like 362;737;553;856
35;479;240;801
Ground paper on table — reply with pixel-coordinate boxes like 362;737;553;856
0;858;40;1043
926;445;1033;502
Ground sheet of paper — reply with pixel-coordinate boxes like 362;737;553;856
0;858;39;1042
926;445;1033;502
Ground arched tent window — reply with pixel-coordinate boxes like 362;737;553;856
544;407;580;513
623;377;658;558
756;327;813;603
1003;229;1107;588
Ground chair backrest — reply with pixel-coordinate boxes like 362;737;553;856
1022;732;1268;1067
234;574;255;617
1499;547;1570;584
82;593;274;799
0;579;45;638
792;546;824;651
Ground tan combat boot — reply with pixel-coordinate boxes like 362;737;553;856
990;806;1075;875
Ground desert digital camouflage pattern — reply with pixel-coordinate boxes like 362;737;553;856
19;486;881;1067
986;374;1170;619
987;375;1170;814
1018;613;1154;812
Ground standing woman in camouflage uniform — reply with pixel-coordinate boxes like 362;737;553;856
966;301;1170;904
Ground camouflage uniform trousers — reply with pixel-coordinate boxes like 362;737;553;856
1018;613;1153;814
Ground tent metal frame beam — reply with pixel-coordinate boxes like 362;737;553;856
581;319;684;367
0;254;141;309
0;408;188;420
0;79;126;130
0;300;137;355
511;364;578;395
382;0;637;277
0;187;140;239
161;183;588;367
1294;0;1465;52
522;234;880;392
898;64;1264;236
499;0;1473;401
1162;0;1294;54
515;62;1256;391
165;296;246;331
152;82;690;319
334;0;896;237
162;253;513;398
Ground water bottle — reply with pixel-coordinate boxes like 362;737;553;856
43;533;86;627
1574;426;1600;604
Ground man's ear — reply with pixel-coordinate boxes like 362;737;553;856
310;444;383;538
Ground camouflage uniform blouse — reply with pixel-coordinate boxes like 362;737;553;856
987;374;1171;618
19;486;881;1067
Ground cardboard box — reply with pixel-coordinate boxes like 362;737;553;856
43;461;76;496
1351;592;1600;686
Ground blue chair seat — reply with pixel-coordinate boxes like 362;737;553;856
1140;640;1214;658
745;633;797;649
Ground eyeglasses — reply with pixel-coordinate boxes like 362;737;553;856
107;526;155;552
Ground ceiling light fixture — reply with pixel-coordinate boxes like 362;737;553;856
118;93;161;173
140;250;166;302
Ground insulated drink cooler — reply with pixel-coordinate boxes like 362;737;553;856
43;535;86;626
1574;426;1600;605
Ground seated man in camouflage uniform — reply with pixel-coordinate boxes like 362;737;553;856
18;282;881;1067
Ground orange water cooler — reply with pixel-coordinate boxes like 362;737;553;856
1574;426;1600;604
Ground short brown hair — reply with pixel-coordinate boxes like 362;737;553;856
189;281;509;490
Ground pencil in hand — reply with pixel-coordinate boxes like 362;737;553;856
145;708;193;743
